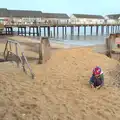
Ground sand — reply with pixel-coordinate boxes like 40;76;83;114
0;36;120;120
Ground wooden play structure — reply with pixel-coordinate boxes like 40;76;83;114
3;37;51;79
3;39;35;79
106;33;120;61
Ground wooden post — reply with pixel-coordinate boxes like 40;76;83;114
8;27;10;34
53;27;56;37
57;26;59;36
33;27;35;36
118;25;120;32
115;26;117;33
24;27;26;36
113;26;115;33
15;43;19;67
36;27;39;36
84;26;86;36
18;27;19;35
96;26;99;35
38;37;51;64
117;25;118;32
71;27;72;35
78;26;80;36
62;27;64;37
29;27;31;36
65;26;67;36
110;26;112;33
10;27;13;35
71;26;74;35
39;27;41;36
106;26;108;35
21;27;23;36
47;27;50;37
44;27;46;36
6;27;7;35
91;26;92;35
108;26;109;34
101;26;103;35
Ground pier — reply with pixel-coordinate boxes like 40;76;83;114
3;23;120;37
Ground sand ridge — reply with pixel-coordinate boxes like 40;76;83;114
0;36;120;120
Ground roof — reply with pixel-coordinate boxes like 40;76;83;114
42;13;70;19
106;14;120;19
9;10;42;17
0;8;9;17
72;14;104;19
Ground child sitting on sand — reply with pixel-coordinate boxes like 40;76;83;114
89;66;104;89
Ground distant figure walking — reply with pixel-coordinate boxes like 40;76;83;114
89;66;104;89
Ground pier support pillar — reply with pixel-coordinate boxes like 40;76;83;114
21;27;23;36
65;26;67;36
29;27;31;36
47;27;50;37
113;26;115;33
44;27;46;36
36;27;39;36
57;27;59;36
91;26;92;35
115;26;117;33
18;27;20;35
78;26;80;36
96;26;99;35
84;26;86;36
62;27;64;37
71;27;74;35
101;26;104;35
33;27;35;36
108;26;109;34
53;27;55;37
24;27;26;36
39;27;41;36
106;26;108;35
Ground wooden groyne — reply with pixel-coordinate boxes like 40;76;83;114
3;23;120;37
106;33;120;61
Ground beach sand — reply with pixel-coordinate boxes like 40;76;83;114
0;36;120;120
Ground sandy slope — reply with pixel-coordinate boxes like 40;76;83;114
0;45;120;120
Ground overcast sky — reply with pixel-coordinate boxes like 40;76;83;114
0;0;119;16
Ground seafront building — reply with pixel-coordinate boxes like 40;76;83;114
105;14;120;24
70;14;105;24
41;13;70;24
0;8;120;25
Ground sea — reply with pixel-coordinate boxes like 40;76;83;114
11;26;119;47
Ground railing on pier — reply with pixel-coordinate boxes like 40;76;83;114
4;22;120;27
3;39;35;79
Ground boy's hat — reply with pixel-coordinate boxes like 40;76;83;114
93;66;101;75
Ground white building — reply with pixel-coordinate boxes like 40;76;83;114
0;8;10;25
41;13;70;24
8;10;43;25
70;14;105;24
105;15;120;24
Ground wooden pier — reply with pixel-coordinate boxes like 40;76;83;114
3;23;120;37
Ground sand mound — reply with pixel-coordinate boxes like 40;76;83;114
1;48;120;120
